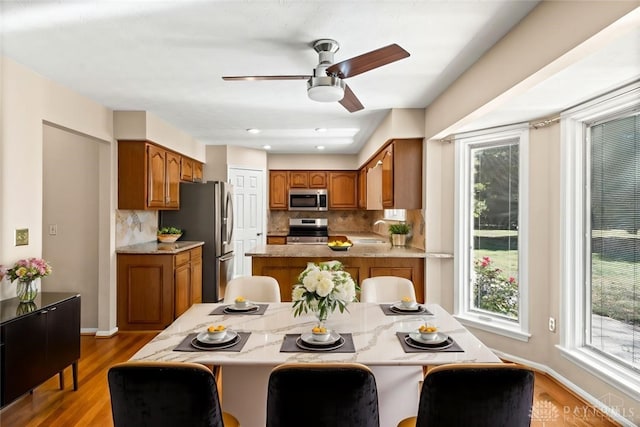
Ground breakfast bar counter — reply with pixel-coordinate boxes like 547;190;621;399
245;243;427;258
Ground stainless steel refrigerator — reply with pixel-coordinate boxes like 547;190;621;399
160;181;234;302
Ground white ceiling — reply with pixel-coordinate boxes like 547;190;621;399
1;1;637;154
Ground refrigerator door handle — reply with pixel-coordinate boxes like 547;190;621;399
220;252;234;262
225;189;234;245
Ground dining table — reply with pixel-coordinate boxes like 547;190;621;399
130;302;500;427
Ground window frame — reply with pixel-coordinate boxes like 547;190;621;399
454;124;530;342
560;81;640;400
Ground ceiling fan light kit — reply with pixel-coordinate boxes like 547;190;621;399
222;38;409;113
307;76;344;102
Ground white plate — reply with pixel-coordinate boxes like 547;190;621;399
224;303;259;312
408;332;449;345
196;329;238;345
296;336;345;351
390;302;424;313
191;335;240;350
300;331;341;346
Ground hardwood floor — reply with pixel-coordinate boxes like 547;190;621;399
0;332;621;427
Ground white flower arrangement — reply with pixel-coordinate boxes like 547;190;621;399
292;260;358;322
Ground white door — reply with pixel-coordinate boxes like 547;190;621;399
229;168;264;277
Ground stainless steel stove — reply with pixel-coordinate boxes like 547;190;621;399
286;218;329;244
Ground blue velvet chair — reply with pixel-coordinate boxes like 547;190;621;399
266;362;380;427
108;361;239;427
398;363;535;427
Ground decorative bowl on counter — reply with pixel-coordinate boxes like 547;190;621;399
157;234;182;243
327;240;353;251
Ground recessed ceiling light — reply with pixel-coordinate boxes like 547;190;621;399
246;128;261;134
315;128;327;132
263;145;271;150
316;145;325;150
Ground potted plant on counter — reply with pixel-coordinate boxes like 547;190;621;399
388;223;410;247
157;226;183;243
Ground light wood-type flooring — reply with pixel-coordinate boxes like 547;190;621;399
0;332;622;426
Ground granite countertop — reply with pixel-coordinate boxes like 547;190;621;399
246;242;427;258
116;241;204;254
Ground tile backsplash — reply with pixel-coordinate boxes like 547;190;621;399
116;210;158;247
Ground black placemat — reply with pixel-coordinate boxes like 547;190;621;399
174;332;251;352
280;333;356;353
209;304;269;315
396;332;463;353
380;304;433;316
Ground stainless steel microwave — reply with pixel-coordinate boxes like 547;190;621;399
288;189;328;211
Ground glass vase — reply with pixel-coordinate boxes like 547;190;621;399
17;280;38;303
315;310;328;327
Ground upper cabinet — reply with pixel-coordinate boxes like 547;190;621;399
363;138;423;210
118;140;203;210
288;171;327;189
328;171;358;210
269;170;289;210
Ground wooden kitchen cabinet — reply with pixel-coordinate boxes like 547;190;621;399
358;167;367;209
117;246;203;330
180;156;194;181
193;161;203;182
328;171;358;209
288;171;327;189
267;236;287;245
252;257;424;303
269;171;289;210
180;156;204;183
118;140;181;210
382;138;423;209
1;293;80;408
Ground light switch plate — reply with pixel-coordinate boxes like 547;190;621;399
15;228;29;246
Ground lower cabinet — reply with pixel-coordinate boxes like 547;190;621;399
117;246;203;330
252;257;424;302
266;236;287;245
1;293;80;408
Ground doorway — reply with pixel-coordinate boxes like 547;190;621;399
228;168;264;277
42;124;108;331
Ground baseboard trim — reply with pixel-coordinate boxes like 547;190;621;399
493;349;637;427
95;327;118;338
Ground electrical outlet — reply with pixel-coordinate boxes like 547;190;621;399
15;228;29;246
548;317;556;332
49;224;58;235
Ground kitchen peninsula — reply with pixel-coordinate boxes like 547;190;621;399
246;241;432;302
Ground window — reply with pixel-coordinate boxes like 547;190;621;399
561;82;640;398
454;125;529;341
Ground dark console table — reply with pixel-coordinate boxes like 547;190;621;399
0;292;80;408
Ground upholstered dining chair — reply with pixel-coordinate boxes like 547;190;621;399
397;363;535;427
360;276;416;303
108;361;239;427
222;275;281;303
266;362;380;427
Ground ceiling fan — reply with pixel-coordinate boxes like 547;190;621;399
222;39;410;113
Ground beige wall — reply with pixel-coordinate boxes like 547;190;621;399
268;153;358;170
43;125;103;329
0;57;116;335
357;108;425;166
422;2;640;422
204;145;269;182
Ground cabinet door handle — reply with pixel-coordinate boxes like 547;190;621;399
50;307;57;311
39;310;48;314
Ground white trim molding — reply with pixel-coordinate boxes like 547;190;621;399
559;80;640;402
454;124;530;341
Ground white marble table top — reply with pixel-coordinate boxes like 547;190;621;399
131;302;499;366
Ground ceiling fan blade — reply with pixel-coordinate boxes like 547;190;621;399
326;44;410;79
339;85;364;113
222;75;311;81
